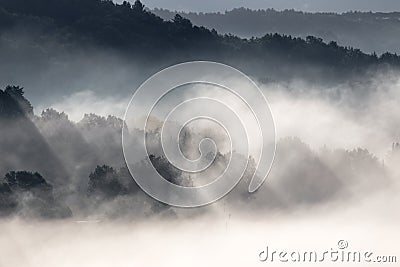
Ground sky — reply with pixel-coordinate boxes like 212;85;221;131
132;0;400;13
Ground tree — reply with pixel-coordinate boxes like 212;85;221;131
87;165;128;198
4;85;33;116
41;108;69;122
173;14;193;29
5;171;51;192
149;154;183;185
1;171;72;218
0;85;33;118
132;0;144;12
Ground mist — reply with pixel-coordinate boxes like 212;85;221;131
1;188;399;267
0;2;399;265
1;66;399;267
37;67;400;157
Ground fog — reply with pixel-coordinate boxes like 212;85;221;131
1;2;399;266
1;29;400;267
265;72;400;158
1;71;400;265
6;63;398;209
1;188;399;267
36;68;400;158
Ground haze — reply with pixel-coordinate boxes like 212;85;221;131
137;0;400;12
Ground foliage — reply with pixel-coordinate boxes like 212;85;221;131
0;86;33;118
0;0;398;76
0;171;72;218
153;7;400;54
87;165;128;198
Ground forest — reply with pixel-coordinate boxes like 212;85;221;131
0;0;400;219
1;1;399;267
0;0;400;84
0;85;399;219
153;7;400;54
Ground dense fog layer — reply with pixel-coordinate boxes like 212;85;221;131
1;190;399;267
1;54;399;267
1;67;399;219
0;2;399;265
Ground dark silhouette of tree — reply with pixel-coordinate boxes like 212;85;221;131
86;155;185;200
173;14;193;28
0;171;72;218
87;165;128;199
0;86;33;118
132;0;144;12
0;0;398;77
5;171;52;192
152;7;400;54
0;85;71;188
149;154;183;185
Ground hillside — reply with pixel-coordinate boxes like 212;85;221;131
0;0;399;84
153;8;400;54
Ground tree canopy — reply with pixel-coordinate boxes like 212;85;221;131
0;0;398;78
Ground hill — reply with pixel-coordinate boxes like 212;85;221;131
152;8;400;54
0;0;399;84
